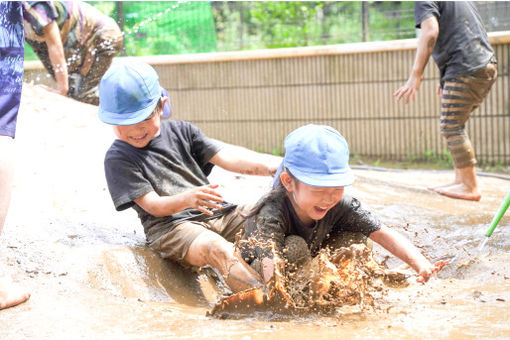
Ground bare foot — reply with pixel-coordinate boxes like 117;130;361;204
427;181;459;191
432;183;481;201
0;278;31;310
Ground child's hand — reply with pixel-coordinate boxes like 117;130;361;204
186;184;224;216
416;260;449;283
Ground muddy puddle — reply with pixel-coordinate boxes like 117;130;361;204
1;85;509;339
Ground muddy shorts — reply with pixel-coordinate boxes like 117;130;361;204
148;205;249;264
440;62;498;168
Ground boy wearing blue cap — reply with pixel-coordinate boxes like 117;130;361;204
99;61;281;293
241;124;446;284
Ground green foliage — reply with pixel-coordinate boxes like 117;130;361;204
249;2;323;48
406;149;453;168
23;2;418;59
271;147;283;157
368;2;415;41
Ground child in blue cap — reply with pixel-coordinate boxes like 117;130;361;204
98;61;281;293
241;124;446;284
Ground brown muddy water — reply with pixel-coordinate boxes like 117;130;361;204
1;85;509;339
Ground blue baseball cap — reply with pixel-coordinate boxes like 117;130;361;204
98;61;172;125
274;124;354;187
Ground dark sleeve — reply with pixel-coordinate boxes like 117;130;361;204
104;151;154;211
333;195;382;237
22;2;58;35
185;122;223;176
414;1;440;29
240;204;287;262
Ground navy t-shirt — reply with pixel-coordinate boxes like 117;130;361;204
0;2;24;138
104;120;232;242
414;1;495;82
242;193;382;260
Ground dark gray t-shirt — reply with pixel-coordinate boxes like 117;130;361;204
414;1;495;82
242;193;382;260
104;120;231;242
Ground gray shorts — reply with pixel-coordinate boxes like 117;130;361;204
148;205;249;263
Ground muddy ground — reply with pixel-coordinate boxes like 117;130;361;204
1;84;509;339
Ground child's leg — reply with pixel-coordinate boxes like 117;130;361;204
0;136;30;309
185;230;263;293
325;231;372;250
283;235;310;271
431;63;497;201
0;278;31;310
148;217;263;293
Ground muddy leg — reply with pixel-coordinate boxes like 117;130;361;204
325;232;373;250
283;235;310;271
185;230;263;293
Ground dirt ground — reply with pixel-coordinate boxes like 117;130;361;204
1;84;509;339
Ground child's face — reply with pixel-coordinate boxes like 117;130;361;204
281;173;344;226
113;98;167;148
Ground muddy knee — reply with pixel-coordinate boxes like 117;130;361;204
283;235;310;270
326;232;372;250
204;240;263;293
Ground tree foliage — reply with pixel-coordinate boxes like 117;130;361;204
25;1;417;60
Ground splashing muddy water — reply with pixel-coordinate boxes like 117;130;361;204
1;85;509;339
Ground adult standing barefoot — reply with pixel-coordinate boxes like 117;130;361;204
0;1;30;309
394;2;497;201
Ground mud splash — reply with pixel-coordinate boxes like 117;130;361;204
209;242;411;319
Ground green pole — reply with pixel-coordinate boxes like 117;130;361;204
485;191;510;237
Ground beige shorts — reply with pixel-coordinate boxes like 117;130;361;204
148;206;249;263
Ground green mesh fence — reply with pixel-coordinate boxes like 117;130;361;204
23;1;510;61
121;1;217;56
24;1;218;60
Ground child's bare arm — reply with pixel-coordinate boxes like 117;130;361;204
394;16;439;104
134;184;224;217
209;145;282;177
369;226;443;282
41;21;69;96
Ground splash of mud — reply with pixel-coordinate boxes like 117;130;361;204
209;243;409;319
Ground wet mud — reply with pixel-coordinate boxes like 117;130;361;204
209;242;409;319
1;84;510;339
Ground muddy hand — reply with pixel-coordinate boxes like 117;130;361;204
188;184;224;215
417;260;449;283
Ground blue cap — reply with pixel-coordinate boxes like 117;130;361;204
98;61;172;125
275;124;354;187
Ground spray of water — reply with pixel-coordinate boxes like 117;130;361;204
32;1;188;80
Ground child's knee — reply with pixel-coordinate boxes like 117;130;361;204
326;232;372;250
283;235;310;270
201;236;235;268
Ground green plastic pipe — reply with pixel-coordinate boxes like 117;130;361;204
485;191;510;237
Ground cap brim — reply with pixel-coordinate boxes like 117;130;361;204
272;161;284;188
287;164;355;187
99;97;159;126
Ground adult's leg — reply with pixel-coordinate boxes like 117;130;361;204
0;136;30;309
429;64;497;201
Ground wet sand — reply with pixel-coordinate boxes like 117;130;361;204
1;85;509;339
